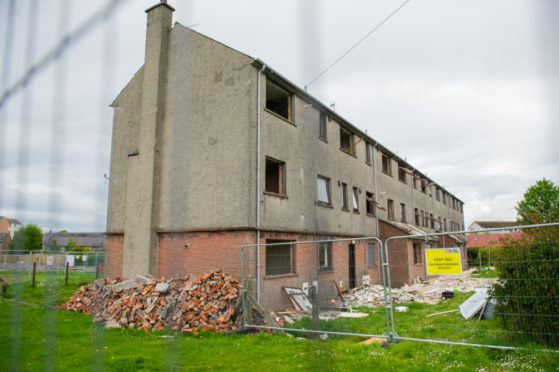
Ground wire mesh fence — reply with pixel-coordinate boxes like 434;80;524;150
385;222;559;350
241;236;392;340
0;251;105;278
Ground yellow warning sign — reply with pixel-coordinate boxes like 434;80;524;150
425;248;462;275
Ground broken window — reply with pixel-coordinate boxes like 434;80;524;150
319;112;327;141
415;208;420;225
319;242;332;270
413;243;422;264
266;80;292;121
317;175;331;205
366;191;375;215
265;157;285;195
340;128;354;154
352;187;359;211
265;240;295;276
341;183;348;210
382;154;391;175
400;203;406;223
387;199;394;219
368;242;376;266
398;164;407;183
421;180;427;193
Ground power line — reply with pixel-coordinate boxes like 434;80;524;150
305;0;412;89
0;0;128;110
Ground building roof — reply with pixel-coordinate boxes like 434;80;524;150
466;232;523;248
469;221;518;230
380;219;439;242
44;232;106;248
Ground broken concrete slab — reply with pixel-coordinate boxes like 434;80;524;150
111;279;136;293
155;282;169;293
459;288;489;319
134;275;151;285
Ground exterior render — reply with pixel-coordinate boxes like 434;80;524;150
106;3;465;308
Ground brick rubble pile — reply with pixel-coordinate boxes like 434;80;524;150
59;269;242;334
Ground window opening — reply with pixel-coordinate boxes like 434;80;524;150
413;243;421;264
366;192;374;215
319;242;332;270
398;164;407;183
400;203;406;223
367;242;376;266
340;129;354;154
352;187;359;211
387;199;394;219
266;80;291;120
265;158;285;195
382;154;391;175
319;112;327;141
342;183;348;209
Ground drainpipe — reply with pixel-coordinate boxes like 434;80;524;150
372;143;381;284
411;172;415;224
256;63;266;302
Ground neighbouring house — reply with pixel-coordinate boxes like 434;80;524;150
0;216;23;240
105;3;465;309
43;232;106;252
468;221;519;233
466;231;523;250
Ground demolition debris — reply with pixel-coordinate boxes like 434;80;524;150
59;270;243;334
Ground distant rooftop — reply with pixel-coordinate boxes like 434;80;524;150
469;221;518;230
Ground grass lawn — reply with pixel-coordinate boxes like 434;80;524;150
1;272;558;371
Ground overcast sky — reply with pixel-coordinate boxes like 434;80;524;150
0;0;557;232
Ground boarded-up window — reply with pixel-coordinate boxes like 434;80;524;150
387;199;394;219
265;158;285;195
342;183;348;209
266;80;291;121
319;112;327;141
317;175;331;204
266;240;294;275
413;243;421;264
368;242;376;266
382;154;391;175
319;242;332;270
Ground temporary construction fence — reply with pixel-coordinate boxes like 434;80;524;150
0;251;105;279
240;222;559;351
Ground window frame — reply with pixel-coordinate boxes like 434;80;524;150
381;154;392;176
414;208;420;226
352;187;359;212
398;164;407;184
413;242;422;265
265;79;293;122
341;182;348;210
316;175;332;206
319;112;327;142
366;191;375;215
339;128;355;155
387;199;394;219
400;203;406;223
367;242;377;266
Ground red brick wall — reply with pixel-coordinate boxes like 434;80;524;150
105;234;124;278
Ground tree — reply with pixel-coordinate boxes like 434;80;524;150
9;224;44;251
516;178;559;225
491;179;559;346
66;237;77;251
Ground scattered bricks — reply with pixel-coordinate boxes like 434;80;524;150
58;270;243;334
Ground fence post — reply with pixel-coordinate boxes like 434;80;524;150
32;262;37;287
478;249;482;273
95;253;99;279
65;262;69;287
311;285;320;332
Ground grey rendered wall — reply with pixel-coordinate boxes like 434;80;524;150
156;25;257;231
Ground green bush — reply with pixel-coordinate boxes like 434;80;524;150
467;246;502;268
491;232;559;346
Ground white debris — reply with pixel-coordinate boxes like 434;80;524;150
395;306;409;312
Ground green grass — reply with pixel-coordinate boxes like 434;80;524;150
1;272;558;371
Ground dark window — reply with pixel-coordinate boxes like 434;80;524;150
319;112;327;141
382;154;391;175
443;192;447;205
400;203;406;223
366;143;371;163
398;164;407;183
340;129;354;154
352;187;359;211
436;187;440;201
421;180;427;193
317;175;331;204
415;208;420;225
266;240;294;275
265;158;285;195
266;80;291;121
319;242;332;270
444;218;447;231
430;213;434;229
413;243;422;264
366;192;375;215
368;242;376;266
420;210;425;226
341;183;348;209
387;199;394;219
438;217;442;230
